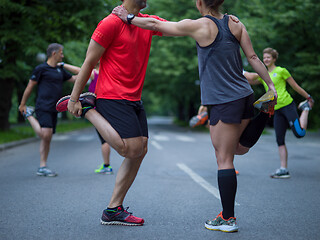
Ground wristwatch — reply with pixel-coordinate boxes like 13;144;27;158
127;14;135;24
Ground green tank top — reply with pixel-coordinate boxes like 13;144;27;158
258;66;293;110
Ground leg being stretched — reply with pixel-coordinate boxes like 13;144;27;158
237;112;270;155
236;90;276;155
85;109;128;157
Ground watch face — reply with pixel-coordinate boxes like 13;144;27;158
127;14;135;24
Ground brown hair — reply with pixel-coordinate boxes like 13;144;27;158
203;0;224;12
263;47;279;60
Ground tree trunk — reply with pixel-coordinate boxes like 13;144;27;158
0;77;14;130
16;82;25;123
177;100;185;122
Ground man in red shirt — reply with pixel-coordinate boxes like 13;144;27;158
59;0;165;226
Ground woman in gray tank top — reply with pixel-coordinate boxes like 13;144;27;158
113;0;277;233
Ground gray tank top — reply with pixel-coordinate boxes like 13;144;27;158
197;15;253;105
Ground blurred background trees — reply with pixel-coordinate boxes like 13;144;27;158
1;0;319;130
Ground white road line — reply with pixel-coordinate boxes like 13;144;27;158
153;135;170;141
177;163;240;206
52;135;70;141
176;135;195;142
150;140;163;150
77;135;95;141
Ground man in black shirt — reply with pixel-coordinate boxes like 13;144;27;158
19;43;76;176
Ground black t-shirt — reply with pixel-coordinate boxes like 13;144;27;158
30;63;72;112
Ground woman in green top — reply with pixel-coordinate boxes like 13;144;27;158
247;47;314;179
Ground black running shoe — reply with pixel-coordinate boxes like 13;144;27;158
100;206;144;226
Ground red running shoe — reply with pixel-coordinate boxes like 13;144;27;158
100;206;144;226
189;111;208;128
56;92;96;117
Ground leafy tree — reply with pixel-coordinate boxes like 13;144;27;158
0;0;118;130
1;0;319;129
143;0;202;121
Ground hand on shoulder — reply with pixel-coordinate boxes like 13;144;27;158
227;14;239;23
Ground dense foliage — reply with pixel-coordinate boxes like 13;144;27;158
1;0;319;129
144;0;320;126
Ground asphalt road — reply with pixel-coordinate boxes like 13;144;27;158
1;117;320;240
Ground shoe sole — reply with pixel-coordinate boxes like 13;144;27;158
56;95;71;112
270;175;290;179
253;90;275;105
37;173;58;177
253;90;275;114
205;223;238;232
100;219;143;226
95;171;113;174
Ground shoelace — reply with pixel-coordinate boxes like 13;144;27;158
123;207;133;215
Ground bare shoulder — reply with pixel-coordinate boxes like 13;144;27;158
176;17;215;37
179;17;211;29
194;17;219;47
228;16;245;41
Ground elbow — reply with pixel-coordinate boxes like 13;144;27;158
143;18;161;31
148;20;160;31
247;54;258;62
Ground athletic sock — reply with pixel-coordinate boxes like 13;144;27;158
103;164;110;168
106;205;123;213
239;112;269;148
218;169;237;219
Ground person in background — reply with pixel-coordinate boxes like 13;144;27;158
245;47;314;179
19;43;76;177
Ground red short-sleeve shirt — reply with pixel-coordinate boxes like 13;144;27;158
91;13;164;101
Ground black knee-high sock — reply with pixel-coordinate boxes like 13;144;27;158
218;169;237;219
240;112;269;148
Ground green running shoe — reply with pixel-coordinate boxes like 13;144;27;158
205;212;239;232
95;164;113;174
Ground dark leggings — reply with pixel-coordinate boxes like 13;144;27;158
274;101;305;146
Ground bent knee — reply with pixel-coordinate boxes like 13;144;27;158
125;149;143;159
291;119;306;138
235;144;249;155
122;143;147;159
41;132;53;142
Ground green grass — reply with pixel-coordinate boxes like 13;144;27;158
0;119;92;145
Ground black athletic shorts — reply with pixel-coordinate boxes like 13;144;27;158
35;110;58;133
207;93;255;126
96;99;148;139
